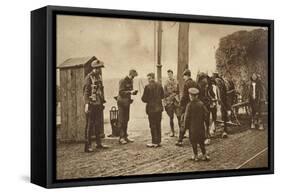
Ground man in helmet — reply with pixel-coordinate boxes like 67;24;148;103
83;57;108;153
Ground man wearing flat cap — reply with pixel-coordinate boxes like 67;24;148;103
117;69;138;144
83;57;108;153
184;87;210;161
176;69;199;146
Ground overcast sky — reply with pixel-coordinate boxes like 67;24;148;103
57;15;263;79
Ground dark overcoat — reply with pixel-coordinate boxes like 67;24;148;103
249;79;263;113
117;76;134;122
141;81;164;115
180;78;199;113
184;99;208;144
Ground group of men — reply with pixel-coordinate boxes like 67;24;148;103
83;57;264;162
83;57;210;161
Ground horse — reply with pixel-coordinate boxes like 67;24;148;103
197;72;237;141
210;74;238;137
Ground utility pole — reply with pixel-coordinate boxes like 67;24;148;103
177;22;190;93
156;21;162;84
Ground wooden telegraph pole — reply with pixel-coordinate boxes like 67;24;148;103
156;21;162;84
177;22;190;92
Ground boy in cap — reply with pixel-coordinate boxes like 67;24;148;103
184;87;210;161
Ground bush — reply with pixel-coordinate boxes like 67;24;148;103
215;28;268;100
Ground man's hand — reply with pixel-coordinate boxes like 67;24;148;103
85;104;89;113
131;90;138;95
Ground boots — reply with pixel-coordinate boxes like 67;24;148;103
251;119;255;129
222;131;228;138
258;119;264;130
170;119;175;137
204;138;211;145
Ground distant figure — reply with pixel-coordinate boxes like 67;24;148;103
249;73;264;130
163;69;181;137
184;88;210;161
83;58;108;153
117;69;138;145
142;73;164;148
176;69;199;146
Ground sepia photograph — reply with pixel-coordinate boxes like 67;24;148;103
55;14;269;180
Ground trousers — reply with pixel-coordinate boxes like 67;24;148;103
148;112;162;144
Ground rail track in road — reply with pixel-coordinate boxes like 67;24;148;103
57;121;268;180
236;147;268;169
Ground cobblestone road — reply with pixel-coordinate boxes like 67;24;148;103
56;116;268;180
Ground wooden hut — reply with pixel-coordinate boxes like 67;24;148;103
57;56;104;142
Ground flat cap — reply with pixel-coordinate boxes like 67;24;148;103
188;87;199;95
183;69;191;76
129;69;138;77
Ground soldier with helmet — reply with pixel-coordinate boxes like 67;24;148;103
83;57;108;153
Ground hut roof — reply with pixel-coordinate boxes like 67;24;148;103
57;56;95;69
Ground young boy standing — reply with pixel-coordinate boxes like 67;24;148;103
184;87;210;161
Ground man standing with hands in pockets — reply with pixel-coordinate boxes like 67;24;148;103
142;73;164;148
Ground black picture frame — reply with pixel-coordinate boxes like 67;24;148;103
31;5;274;188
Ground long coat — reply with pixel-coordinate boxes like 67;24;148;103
180;78;199;114
184;99;208;144
141;81;164;115
117;76;134;122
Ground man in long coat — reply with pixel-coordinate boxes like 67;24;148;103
176;69;199;146
184;88;210;161
249;73;264;130
117;69;138;144
142;73;164;148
